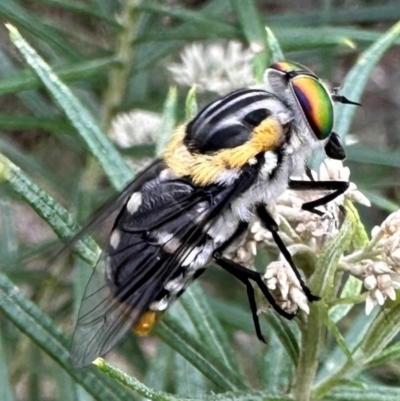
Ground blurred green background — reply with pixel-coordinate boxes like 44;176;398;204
0;0;400;400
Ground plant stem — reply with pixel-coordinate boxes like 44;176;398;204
101;0;142;131
291;303;325;401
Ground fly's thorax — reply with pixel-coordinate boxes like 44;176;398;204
163;89;294;187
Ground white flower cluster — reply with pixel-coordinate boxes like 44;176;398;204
109;110;162;148
263;261;310;314
348;211;400;315
168;41;256;94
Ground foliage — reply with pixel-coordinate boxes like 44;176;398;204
0;1;400;401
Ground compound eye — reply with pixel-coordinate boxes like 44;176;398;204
243;108;271;127
291;75;333;140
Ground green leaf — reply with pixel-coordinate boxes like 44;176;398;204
139;4;237;38
196;390;292;401
94;358;181;401
326;385;400;401
329;275;362;323
335;20;400;139
347;201;369;249
356;303;400;365
0;114;70;131
346;145;400;169
7;25;132;191
144;343;174;392
265;27;284;63
0;0;80;60
95;358;292;401
156;316;247;392
230;0;270;81
0;58;112;97
361;190;399;213
264;313;299;365
180;283;246;386
325;317;353;362
185;85;198;120
0;328;14;401
0;153;99;264
0;273;136;401
311;206;355;297
262;330;292;393
26;0;119;27
367;341;400;367
173;353;207;397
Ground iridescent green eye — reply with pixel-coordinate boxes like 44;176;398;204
291;75;334;140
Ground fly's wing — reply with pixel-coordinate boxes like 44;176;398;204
65;159;166;248
71;171;234;368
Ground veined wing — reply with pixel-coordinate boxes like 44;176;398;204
70;170;236;367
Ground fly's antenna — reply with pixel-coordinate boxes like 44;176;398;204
331;87;362;106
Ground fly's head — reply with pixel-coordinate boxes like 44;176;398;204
264;60;359;161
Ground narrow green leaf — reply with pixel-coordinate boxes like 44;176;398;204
362;190;399;213
0;328;14;401
185;85;198;120
144;343;174;392
356;303;400;365
325;317;353;362
264;313;299;365
173;353;207;397
347;202;369;249
156;316;247;392
269;4;400;27
329;202;366;323
0;273;136;401
346;145;400;169
139;4;237;38
95;358;292;401
367;341;400;367
0;153;99;264
156;87;177;156
0;48;56;117
265;27;284;63
0;58;112;97
230;0;269;81
26;0;119;27
0;200;19;269
273;26;400;51
0;115;70;131
0;137;68;197
0;0;80;60
311;206;354;296
197;390;292;401
262;330;292;393
329;276;362;323
180;283;246;386
327;385;400;401
7;25;132;191
335;21;400;138
94;358;183;401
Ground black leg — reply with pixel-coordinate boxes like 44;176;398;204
305;165;315;181
256;206;319;303
213;251;295;329
289;180;349;216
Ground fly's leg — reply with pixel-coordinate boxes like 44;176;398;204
213;251;295;342
256;206;319;302
288;180;349;216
